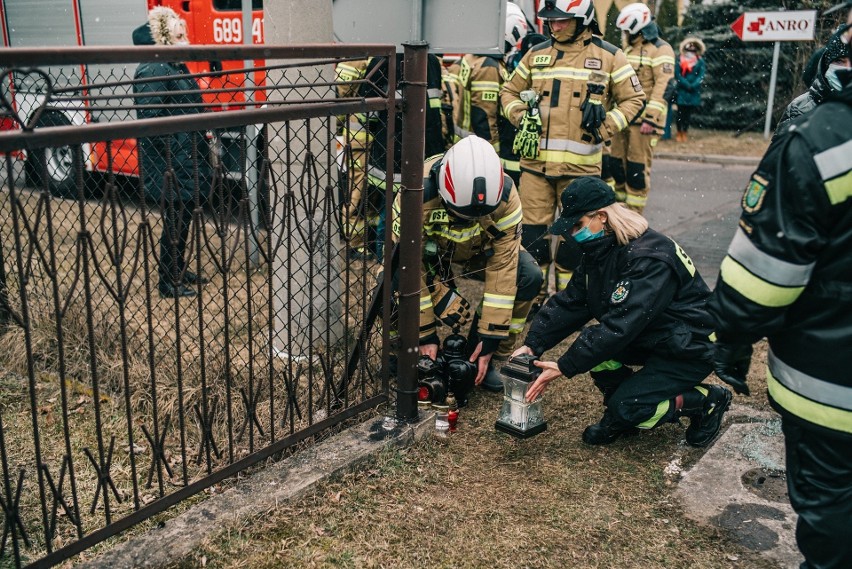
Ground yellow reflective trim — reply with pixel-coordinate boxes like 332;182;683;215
425;224;482;242
638;400;670;429
611;64;635;84
495;207;523;231
530;67;593;81
501;158;521;171
653;55;675;66
420;295;433;310
647;101;667;112
825;170;852;205
768;370;852;435
719;257;805;308
556;271;572;289
694;385;709;397
538;148;603;166
609;109;628;131
509;318;526;333
483;293;515;309
505;100;526;115
625;194;647;207
471;81;500;90
429;98;442;108
591;360;622;372
515;62;530;80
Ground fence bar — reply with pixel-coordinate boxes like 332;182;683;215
395;41;428;423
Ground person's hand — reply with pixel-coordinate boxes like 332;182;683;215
713;342;753;395
513;112;542;159
640;121;656;135
525;360;563;402
432;286;472;329
419;343;439;360
469;341;495;385
512;345;534;358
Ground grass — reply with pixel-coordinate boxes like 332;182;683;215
655;128;771;158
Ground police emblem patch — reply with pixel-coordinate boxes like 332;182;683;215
742;174;769;213
611;280;631;304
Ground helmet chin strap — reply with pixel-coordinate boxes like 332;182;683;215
551;20;587;44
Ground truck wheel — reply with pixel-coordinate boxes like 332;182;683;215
25;113;82;198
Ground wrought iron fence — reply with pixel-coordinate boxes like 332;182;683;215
0;43;426;567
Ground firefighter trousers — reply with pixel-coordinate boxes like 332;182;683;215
465;249;542;358
518;170;576;294
589;351;713;429
782;420;852;569
608;124;657;214
340;145;382;256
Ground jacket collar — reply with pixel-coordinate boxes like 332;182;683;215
578;234;618;263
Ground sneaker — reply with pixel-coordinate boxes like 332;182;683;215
158;281;196;298
685;385;732;447
582;411;639;445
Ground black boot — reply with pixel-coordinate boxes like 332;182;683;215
582;411;638;445
683;385;732;447
480;363;504;392
158;281;196;298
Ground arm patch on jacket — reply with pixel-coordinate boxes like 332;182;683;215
630;75;642;92
584;58;602;70
742;173;769;214
610;280;631;304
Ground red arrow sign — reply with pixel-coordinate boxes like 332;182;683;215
731;13;745;39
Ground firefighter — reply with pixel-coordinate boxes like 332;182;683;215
457;2;529;186
501;0;645;309
357;54;446;262
391;136;542;392
606;3;675;214
132;7;211;298
334;58;374;260
708;49;852;568
514;177;731;447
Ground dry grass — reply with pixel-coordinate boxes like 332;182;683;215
656;128;771;158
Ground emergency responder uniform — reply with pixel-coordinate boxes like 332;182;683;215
501;0;645;300
391;137;542;391
335;58;374;260
521;177;731;447
357;54;446;261
607;4;675;214
442;60;468;142
709;65;852;568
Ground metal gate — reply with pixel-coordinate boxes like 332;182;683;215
0;42;427;567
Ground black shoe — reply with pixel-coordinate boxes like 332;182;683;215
347;247;375;262
183;271;209;285
480;365;504;392
582;412;638;445
158;282;197;298
685;385;732;447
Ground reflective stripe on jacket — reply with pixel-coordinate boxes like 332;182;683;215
625;36;675;128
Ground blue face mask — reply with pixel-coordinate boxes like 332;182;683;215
572;223;605;243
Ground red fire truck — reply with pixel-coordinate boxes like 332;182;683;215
0;0;264;193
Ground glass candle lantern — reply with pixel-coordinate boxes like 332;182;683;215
494;354;547;439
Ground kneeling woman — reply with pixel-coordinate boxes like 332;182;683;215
514;177;731;447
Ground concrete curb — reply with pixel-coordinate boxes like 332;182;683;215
84;412;434;568
656;152;760;167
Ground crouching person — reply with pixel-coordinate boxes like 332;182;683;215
392;136;542;391
513;177;731;446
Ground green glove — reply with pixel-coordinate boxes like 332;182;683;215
513;111;541;159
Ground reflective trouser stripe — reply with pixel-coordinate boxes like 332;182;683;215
555;270;572;291
625;194;647;208
638;400;669;429
420;294;433;311
483;293;516;309
768;369;852;435
614;189;627;201
591;360;623;372
509;317;526;334
719;256;805;308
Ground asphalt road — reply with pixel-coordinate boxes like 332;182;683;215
643;158;758;289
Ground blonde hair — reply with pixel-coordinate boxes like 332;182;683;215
601;203;648;245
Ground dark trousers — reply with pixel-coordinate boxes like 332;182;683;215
592;352;712;428
159;198;194;285
676;105;698;133
782;420;852;569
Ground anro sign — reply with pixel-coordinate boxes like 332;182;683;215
731;10;817;42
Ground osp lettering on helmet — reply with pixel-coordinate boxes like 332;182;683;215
438;137;505;219
616;3;652;35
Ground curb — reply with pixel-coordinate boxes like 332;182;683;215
655;152;760;167
83;412;434;568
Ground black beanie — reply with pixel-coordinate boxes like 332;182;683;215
820;24;851;75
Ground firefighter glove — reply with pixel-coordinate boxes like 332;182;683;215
432;284;472;330
513;111;542;159
580;80;607;143
712;342;752;396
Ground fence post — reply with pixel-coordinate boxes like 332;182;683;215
396;41;428;423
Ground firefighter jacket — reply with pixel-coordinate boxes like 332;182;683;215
442;61;467;142
501;28;646;179
709;83;852;439
335;58;372;146
624;34;675;129
459;54;502;146
358;55;445;189
524;230;714;379
391;156;524;344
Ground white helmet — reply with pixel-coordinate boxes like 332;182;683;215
438;137;504;218
505;2;528;56
616;3;653;35
537;0;596;27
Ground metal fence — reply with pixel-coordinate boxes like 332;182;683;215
0;43;426;567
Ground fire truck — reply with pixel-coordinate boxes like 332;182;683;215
0;0;264;194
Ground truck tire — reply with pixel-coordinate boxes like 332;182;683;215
25;112;82;198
